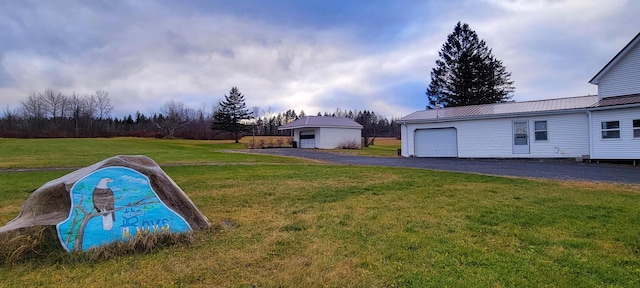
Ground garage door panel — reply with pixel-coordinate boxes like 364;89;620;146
299;130;315;148
415;128;457;157
300;139;315;148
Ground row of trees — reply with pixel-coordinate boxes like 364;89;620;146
0;87;400;141
1;89;116;138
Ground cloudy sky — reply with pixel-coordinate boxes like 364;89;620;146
1;0;638;118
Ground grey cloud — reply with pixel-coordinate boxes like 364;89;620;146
0;0;638;118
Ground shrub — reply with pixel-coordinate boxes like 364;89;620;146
336;139;361;149
244;140;256;149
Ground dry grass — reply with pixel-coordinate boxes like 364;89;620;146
1;138;640;286
238;136;292;144
242;137;293;149
0;226;59;265
556;179;640;193
370;137;401;146
0;224;224;265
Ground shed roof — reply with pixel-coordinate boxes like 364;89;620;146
400;95;598;123
278;116;363;130
589;32;640;85
589;93;640;109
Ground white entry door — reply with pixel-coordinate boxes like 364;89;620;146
513;121;530;154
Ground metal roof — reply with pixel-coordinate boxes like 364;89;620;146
400;95;599;123
590;93;640;108
278;116;363;130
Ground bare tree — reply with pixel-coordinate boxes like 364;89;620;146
20;92;47;119
42;88;66;119
155;100;193;138
356;110;380;147
93;90;113;120
68;93;94;137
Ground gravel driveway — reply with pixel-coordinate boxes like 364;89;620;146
244;148;640;184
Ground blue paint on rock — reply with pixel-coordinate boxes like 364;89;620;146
56;166;191;252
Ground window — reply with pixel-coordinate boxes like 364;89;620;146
634;119;640;138
534;121;547;141
601;121;620;139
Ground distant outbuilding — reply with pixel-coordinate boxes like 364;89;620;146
278;116;363;149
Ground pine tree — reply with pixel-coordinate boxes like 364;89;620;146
211;86;251;143
427;22;514;108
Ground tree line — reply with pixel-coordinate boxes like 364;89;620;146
0;88;400;141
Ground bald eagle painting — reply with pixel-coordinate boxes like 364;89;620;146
57;166;193;252
93;178;115;230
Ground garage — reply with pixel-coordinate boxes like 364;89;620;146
279;116;363;149
414;128;458;157
299;130;316;148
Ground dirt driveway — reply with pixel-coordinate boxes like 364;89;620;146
244;148;640;184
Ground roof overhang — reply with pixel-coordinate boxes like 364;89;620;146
399;108;589;125
278;125;363;130
587;102;640;111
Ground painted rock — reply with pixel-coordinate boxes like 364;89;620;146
0;155;210;252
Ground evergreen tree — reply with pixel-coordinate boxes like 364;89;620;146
212;86;251;143
427;22;514;108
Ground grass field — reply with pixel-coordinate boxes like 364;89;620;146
0;137;639;287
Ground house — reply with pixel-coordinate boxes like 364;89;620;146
399;32;640;160
278;116;363;149
587;32;640;160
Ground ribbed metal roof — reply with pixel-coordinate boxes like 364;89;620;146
590;93;640;108
400;95;599;122
278;116;363;130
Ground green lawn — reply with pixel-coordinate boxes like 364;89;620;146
0;137;306;169
0;138;639;287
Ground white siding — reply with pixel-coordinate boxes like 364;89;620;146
316;127;362;149
590;107;640;159
402;112;589;158
597;42;640;98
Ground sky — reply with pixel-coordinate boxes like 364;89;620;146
1;0;638;119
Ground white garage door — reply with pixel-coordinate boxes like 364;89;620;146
299;131;316;149
414;128;458;157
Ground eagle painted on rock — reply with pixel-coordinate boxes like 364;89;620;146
93;178;115;230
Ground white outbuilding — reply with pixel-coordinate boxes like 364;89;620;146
278;116;363;149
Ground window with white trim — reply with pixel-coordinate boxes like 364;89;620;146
601;121;620;139
634;119;640;138
534;121;547;141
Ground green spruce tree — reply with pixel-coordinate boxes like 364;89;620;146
427;22;515;108
212;86;251;143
